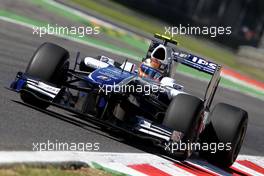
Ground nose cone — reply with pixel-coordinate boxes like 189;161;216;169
89;66;133;85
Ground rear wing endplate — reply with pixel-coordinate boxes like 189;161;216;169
172;49;222;109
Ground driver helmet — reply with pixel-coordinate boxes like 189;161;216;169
138;44;168;81
138;57;167;81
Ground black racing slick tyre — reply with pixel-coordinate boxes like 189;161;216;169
199;103;248;167
20;43;69;109
163;94;204;160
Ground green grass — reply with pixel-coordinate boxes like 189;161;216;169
27;0;149;53
70;0;264;82
0;165;112;176
70;0;163;34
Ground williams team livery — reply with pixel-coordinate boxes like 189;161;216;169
9;34;248;167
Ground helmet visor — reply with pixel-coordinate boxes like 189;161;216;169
140;64;162;80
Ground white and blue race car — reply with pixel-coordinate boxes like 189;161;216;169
9;34;248;167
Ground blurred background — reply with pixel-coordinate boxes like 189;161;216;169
0;0;263;167
66;0;264;82
115;0;264;49
0;0;263;83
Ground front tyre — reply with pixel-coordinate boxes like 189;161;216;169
21;43;69;109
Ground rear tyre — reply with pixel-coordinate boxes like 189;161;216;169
163;94;204;160
21;43;69;109
199;103;248;167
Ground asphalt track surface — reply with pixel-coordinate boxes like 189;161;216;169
0;5;263;158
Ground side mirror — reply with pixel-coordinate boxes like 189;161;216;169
160;77;183;90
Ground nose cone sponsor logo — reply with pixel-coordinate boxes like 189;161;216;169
97;75;110;81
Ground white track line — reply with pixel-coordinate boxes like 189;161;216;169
0;151;170;165
232;162;264;176
0;151;263;176
151;163;195;176
98;162;148;176
238;155;264;168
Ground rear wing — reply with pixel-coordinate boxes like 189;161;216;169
172;49;222;109
172;50;219;75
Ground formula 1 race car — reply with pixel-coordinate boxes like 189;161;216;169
9;34;248;167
